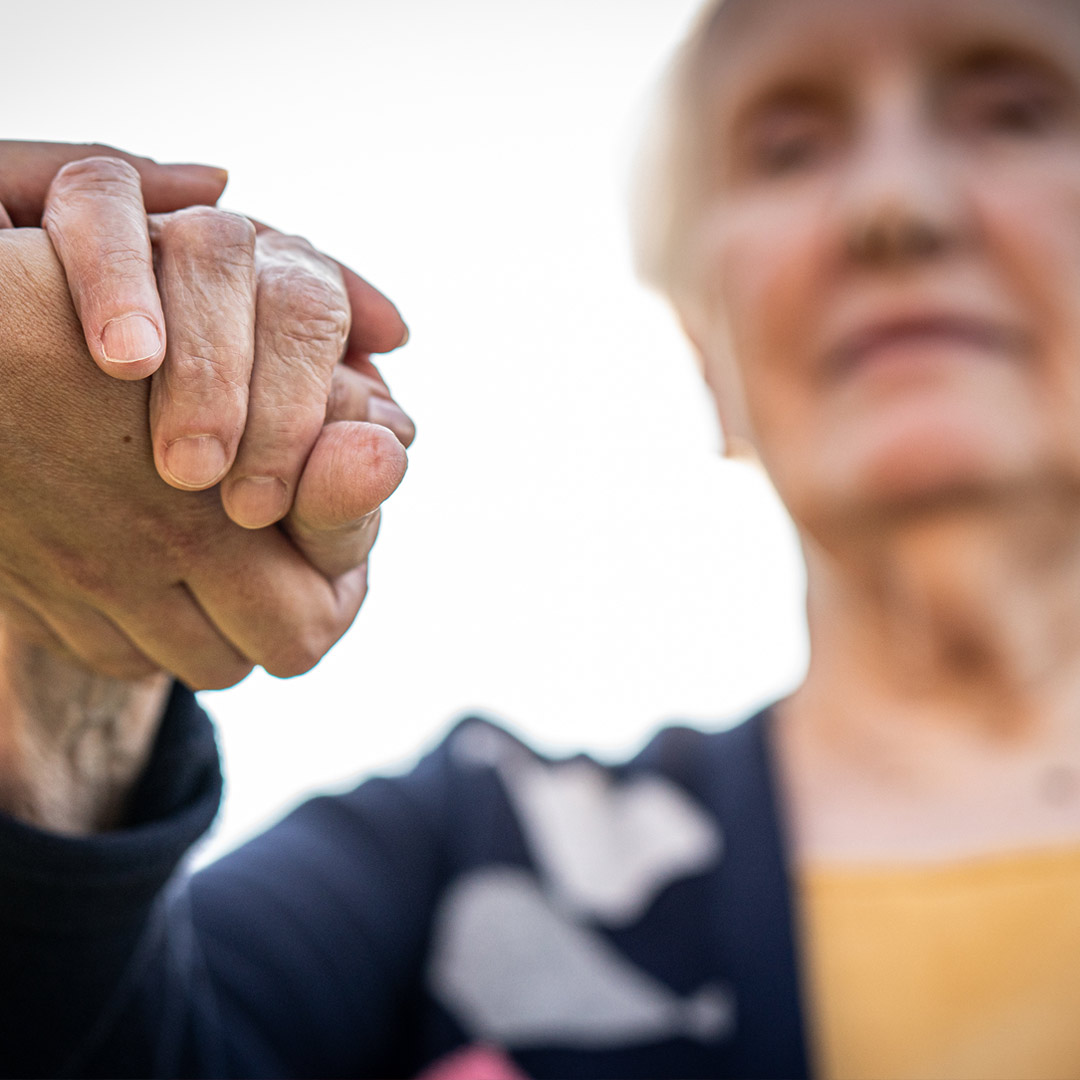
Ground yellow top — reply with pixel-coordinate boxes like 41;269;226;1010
798;846;1080;1080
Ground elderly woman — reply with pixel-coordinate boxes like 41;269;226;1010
3;1;1079;1078
638;0;1080;1073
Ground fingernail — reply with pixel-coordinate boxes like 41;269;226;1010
229;476;289;529
162;436;228;489
367;396;416;446
398;325;410;348
101;315;162;364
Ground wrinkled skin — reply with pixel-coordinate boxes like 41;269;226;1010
0;142;413;689
681;0;1080;544
0;229;407;689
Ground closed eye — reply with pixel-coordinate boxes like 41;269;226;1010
946;48;1071;139
736;85;842;178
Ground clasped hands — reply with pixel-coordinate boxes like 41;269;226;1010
0;142;412;690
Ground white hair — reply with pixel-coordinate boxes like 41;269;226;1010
631;0;728;305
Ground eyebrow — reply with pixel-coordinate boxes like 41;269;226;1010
945;39;1079;85
738;80;837;117
719;32;1080;133
687;1;1080;181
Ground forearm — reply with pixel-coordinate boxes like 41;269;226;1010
0;622;169;833
0;674;222;1080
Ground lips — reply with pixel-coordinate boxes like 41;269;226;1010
829;315;1021;376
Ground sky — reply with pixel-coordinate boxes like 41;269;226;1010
5;0;808;859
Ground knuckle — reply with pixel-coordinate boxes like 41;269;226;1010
260;265;350;350
162;206;256;254
266;619;334;678
51;154;141;197
265;650;309;680
256;230;315;257
256;233;337;278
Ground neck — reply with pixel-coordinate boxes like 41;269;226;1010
789;488;1080;766
774;489;1080;861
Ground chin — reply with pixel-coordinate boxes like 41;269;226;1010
805;351;1054;508
860;452;1014;510
799;405;1046;529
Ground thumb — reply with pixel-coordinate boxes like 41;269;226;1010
284;421;408;579
0;141;227;226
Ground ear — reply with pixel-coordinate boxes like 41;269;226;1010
676;301;759;460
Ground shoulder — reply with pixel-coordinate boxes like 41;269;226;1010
220;708;779;882
413;709;794;1068
405;705;778;815
397;708;778;911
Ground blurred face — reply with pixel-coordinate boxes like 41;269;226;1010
683;0;1080;538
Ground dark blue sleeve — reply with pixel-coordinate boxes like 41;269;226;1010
0;685;459;1079
0;682;222;1078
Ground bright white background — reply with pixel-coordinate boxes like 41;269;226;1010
5;0;808;860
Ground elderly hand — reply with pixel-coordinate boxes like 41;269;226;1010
0;144;415;833
0;143;414;531
0;142;414;687
0;227;407;688
140;211;413;531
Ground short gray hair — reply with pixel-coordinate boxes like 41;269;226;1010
631;1;728;305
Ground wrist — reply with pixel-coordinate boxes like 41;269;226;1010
0;622;170;834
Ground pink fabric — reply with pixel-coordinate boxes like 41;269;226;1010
415;1043;529;1080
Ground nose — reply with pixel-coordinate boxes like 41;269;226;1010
838;87;967;268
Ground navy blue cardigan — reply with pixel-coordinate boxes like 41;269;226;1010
0;685;809;1079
